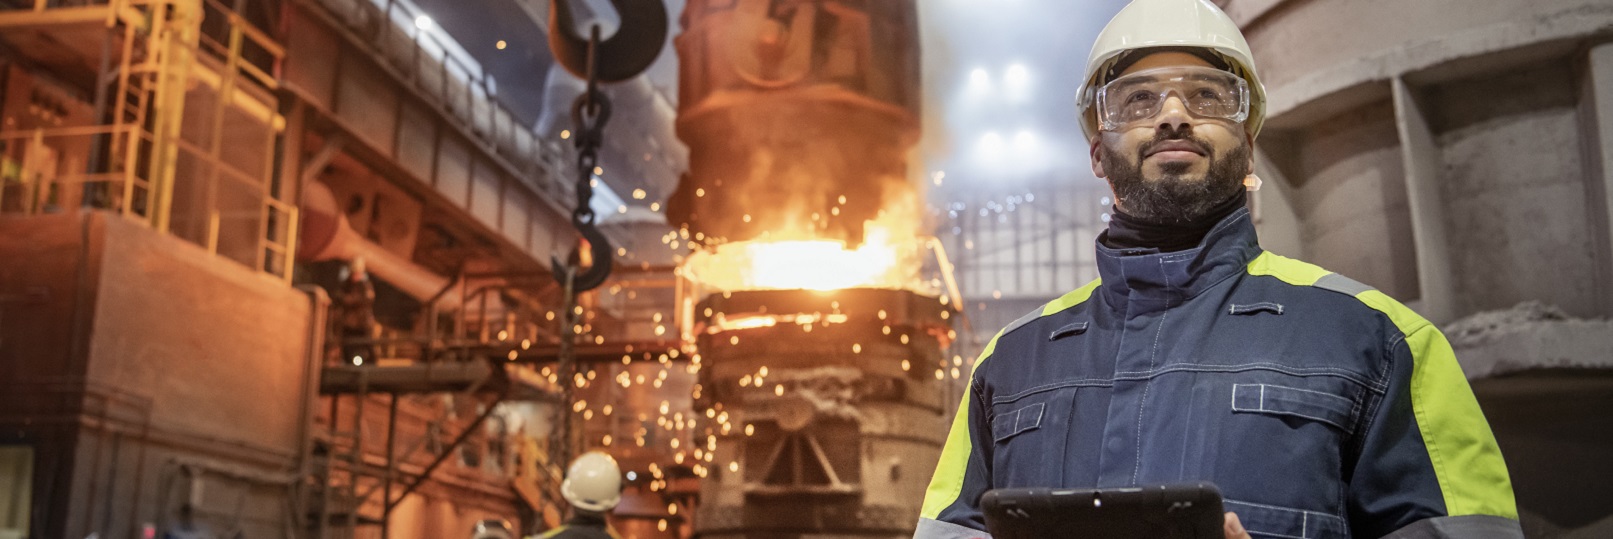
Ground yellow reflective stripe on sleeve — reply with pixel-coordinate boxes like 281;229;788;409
921;279;1101;520
1042;279;1103;316
1247;251;1517;519
1400;319;1518;519
919;331;1001;520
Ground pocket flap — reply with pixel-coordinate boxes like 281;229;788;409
1224;499;1348;539
1232;384;1356;432
991;402;1044;442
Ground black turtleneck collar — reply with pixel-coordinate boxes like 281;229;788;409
1101;190;1248;253
568;512;608;527
1093;206;1262;315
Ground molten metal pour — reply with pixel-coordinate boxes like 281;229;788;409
664;1;952;537
666;0;923;249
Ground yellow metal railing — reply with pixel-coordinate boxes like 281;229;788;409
0;123;298;280
0;124;153;219
0;0;295;282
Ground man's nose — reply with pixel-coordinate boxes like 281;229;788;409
1155;94;1193;132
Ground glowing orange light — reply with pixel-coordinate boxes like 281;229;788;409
687;238;903;291
710;315;777;333
681;194;942;293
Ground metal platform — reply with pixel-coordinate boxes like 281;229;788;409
320;361;495;395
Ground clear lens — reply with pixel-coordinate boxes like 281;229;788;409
1095;66;1249;131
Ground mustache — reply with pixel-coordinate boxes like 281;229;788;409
1137;126;1213;160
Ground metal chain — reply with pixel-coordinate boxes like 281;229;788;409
568;27;610;232
557;27;609;472
570;92;606;229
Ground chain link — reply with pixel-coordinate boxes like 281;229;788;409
569;73;610;229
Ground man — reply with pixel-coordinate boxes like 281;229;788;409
536;452;624;539
336;257;377;365
915;0;1520;538
472;519;517;539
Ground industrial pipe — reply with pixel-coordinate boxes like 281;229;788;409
297;181;464;312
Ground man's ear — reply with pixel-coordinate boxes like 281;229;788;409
1090;138;1107;179
1244;133;1257;175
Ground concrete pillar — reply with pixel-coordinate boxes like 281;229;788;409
1579;43;1613;317
1252;147;1304;260
1392;77;1456;325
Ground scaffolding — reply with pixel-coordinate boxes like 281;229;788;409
0;2;582;535
0;0;296;281
310;271;583;538
304;260;730;536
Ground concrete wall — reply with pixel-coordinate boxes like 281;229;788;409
1242;0;1613;322
87;212;313;464
0;211;316;539
1263;97;1420;300
1234;0;1613;534
1235;0;1613;117
1423;60;1600;317
0;212;98;539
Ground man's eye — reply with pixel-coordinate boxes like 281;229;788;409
1125;91;1155;104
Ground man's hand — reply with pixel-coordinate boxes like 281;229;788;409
1224;512;1251;539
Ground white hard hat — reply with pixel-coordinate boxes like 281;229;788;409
471;519;514;539
561;451;622;513
1077;0;1266;140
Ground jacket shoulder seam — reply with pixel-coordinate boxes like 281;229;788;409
1247;253;1431;334
1000;279;1103;340
999;306;1046;340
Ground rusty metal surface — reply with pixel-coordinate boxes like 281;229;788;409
668;3;937;532
692;288;950;537
319;361;495;395
667;0;923;246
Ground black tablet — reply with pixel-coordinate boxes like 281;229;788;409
981;482;1225;539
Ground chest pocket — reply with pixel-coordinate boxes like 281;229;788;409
1231;383;1358;433
1179;376;1367;524
988;383;1085;488
992;402;1045;442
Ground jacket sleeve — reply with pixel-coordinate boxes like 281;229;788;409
1347;323;1521;538
914;340;999;539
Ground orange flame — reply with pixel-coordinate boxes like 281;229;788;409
681;190;934;293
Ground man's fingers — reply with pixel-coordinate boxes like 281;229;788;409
1224;512;1251;539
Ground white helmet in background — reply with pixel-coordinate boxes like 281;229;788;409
1077;0;1266;141
471;519;515;539
561;451;623;513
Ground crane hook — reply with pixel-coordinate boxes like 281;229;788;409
551;214;615;293
548;0;669;84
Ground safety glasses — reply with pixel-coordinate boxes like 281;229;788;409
1091;66;1250;131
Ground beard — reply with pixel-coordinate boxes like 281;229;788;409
1101;126;1250;223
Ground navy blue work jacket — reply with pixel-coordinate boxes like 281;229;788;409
917;209;1519;539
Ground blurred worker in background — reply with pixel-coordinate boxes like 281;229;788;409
472;519;516;539
536;451;623;539
336;257;376;366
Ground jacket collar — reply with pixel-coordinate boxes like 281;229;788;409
1094;207;1262;314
